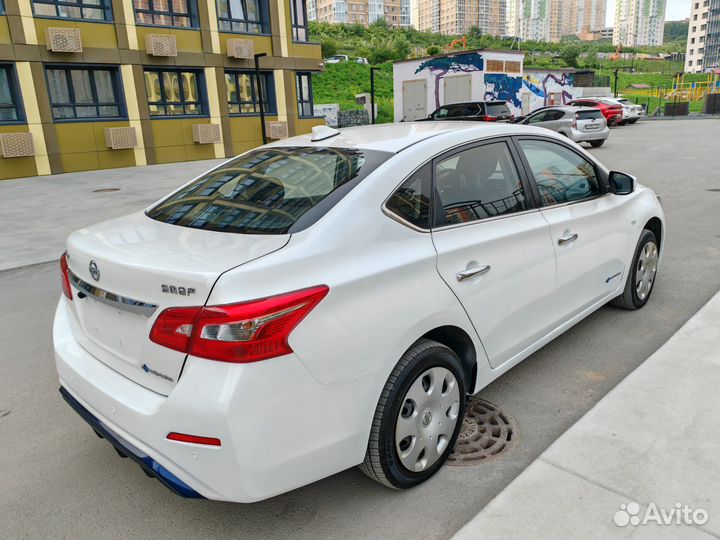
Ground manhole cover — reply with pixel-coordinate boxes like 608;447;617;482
447;398;518;466
93;188;121;193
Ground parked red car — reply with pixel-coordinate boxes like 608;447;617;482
567;99;623;125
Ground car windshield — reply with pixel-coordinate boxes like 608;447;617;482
146;147;391;234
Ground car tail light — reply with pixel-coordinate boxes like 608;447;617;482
60;252;72;300
150;285;329;363
483;115;496;122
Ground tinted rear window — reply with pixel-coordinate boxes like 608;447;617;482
576;110;603;120
486;103;510;116
147;147;391;234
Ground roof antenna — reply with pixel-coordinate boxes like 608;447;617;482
311;125;341;141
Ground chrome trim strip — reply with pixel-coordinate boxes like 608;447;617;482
68;270;159;317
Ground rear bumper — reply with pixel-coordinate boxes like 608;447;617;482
53;298;379;502
59;386;203;498
570;126;610;142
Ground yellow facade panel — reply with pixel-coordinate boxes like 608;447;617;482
97;148;136;169
153;145;187;163
218;33;272;57
60;151;101;172
150;120;186;147
34;19;118;48
0;16;11;45
295;117;325;134
289;42;322;60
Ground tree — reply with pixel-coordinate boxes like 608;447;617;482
426;45;442;56
560;45;580;68
393;34;411;61
321;39;338;59
416;53;484;108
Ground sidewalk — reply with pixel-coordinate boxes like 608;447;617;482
453;291;720;540
0;159;223;271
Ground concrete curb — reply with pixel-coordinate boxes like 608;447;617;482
451;291;720;540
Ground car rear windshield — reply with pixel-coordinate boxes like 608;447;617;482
486;103;509;116
146;147;392;234
576;110;603;120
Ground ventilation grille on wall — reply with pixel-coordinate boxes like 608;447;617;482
46;27;83;53
145;34;177;57
104;127;138;150
192;124;221;144
0;132;35;158
267;121;289;140
227;38;254;59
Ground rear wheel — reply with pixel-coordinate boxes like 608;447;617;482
611;229;659;310
360;339;466;489
589;139;605;148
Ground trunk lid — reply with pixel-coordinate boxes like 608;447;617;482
65;211;289;395
575;110;606;132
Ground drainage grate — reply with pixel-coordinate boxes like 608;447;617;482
93;188;121;193
447;398;518;466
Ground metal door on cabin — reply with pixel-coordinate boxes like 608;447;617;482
444;75;472;105
403;80;427;121
521;92;531;115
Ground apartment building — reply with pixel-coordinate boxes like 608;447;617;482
613;0;666;47
410;0;505;36
309;0;411;27
685;0;712;72
705;0;720;71
515;0;552;42
0;0;324;180
507;0;606;42
574;0;607;39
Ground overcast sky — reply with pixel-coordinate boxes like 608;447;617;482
605;0;691;26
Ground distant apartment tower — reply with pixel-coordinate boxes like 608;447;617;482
613;0;666;47
705;0;720;71
573;0;608;39
309;0;411;26
685;0;713;72
411;0;506;36
514;0;552;42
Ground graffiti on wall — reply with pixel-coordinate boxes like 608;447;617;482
415;53;484;109
483;72;577;115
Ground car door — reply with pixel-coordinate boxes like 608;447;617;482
514;137;632;322
431;138;557;369
540;110;566;132
525;110;548;125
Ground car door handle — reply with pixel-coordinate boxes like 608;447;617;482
558;233;579;245
456;265;491;282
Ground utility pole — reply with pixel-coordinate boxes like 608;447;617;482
254;52;268;144
613;68;619;98
370;66;380;124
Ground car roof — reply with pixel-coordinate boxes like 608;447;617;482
437;101;507;107
532;105;597;113
267;122;551;154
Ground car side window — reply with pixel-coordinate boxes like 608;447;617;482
434;107;450;119
527;111;547;123
518;139;603;206
546;111;564;121
386;164;432;229
434;141;528;226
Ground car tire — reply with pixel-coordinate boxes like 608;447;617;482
359;339;466;490
629;119;639;124
611;229;659;310
618;120;628;126
589;140;605;148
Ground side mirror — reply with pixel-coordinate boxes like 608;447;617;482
609;171;636;195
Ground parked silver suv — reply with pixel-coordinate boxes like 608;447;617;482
518;106;609;148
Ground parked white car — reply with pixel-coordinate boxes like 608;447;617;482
325;54;349;64
597;97;644;125
54;122;664;502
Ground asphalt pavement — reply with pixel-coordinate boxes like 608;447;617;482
1;119;719;540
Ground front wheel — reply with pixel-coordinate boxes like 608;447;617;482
360;339;466;489
589;139;605;148
611;229;659;310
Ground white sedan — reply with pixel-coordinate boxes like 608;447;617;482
54;122;664;502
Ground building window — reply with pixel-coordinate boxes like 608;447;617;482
144;68;205;117
296;72;314;117
134;0;198;28
291;0;309;41
33;0;112;21
46;66;123;121
225;71;276;115
217;0;269;34
0;64;23;123
0;0;5;14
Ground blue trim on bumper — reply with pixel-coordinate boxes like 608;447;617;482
59;387;205;499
